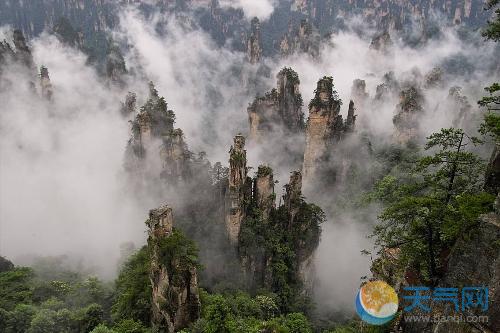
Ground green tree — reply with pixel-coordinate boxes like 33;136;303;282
28;309;58;333
75;303;104;333
112;247;151;325
4;304;37;333
90;324;117;333
371;128;494;284
0;267;34;311
479;1;500;194
113;319;150;333
482;0;500;41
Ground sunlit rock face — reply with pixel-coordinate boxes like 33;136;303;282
147;205;201;333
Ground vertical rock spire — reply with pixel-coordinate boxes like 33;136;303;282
225;134;251;244
248;67;304;141
283;171;302;227
302;76;342;182
147;205;201;332
12;30;34;69
247;17;262;64
39;66;53;101
254;165;275;220
393;86;424;143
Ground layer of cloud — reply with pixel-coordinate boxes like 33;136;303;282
219;0;277;20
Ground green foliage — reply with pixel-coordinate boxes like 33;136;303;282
0;267;34;311
113;319;150;333
308;76;341;109
112;246;151;326
155;228;200;275
479;83;500;142
263;313;313;333
191;292;312;333
257;165;273;177
90;324;117;333
74;303;104;332
4;304;37;333
482;0;500;41
370;128;493;284
239;199;324;311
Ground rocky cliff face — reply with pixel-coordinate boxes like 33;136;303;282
147;205;201;332
393;85;425;143
106;41;127;86
125;82;192;186
237;166;322;296
246;17;262;64
447;86;471;128
225;135;251;244
248;67;304;141
40;66;53;101
0;30;34;76
303;76;356;185
350;79;369;114
485;144;500;195
370;30;393;53
254;165;275;220
279;19;320;58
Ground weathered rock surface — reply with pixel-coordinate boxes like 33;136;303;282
147;205;201;333
447;86;471;128
125;82;192;186
485;144;500;195
279;19;320;58
247;17;262;64
248;67;304;141
225;135;251;244
254;165;275;220
393;85;424;143
303;76;356;184
39;66;53;101
350;79;369;113
0;30;34;75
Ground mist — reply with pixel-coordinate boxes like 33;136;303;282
0;3;498;314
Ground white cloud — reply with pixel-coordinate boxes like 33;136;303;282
219;0;277;20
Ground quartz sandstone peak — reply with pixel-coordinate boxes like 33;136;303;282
248;67;304;141
40;66;53;101
393;85;425;143
279;19;320;58
303;76;341;182
147;205;201;332
303;77;358;186
247;17;262;64
225;134;251;244
254;165;275;220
